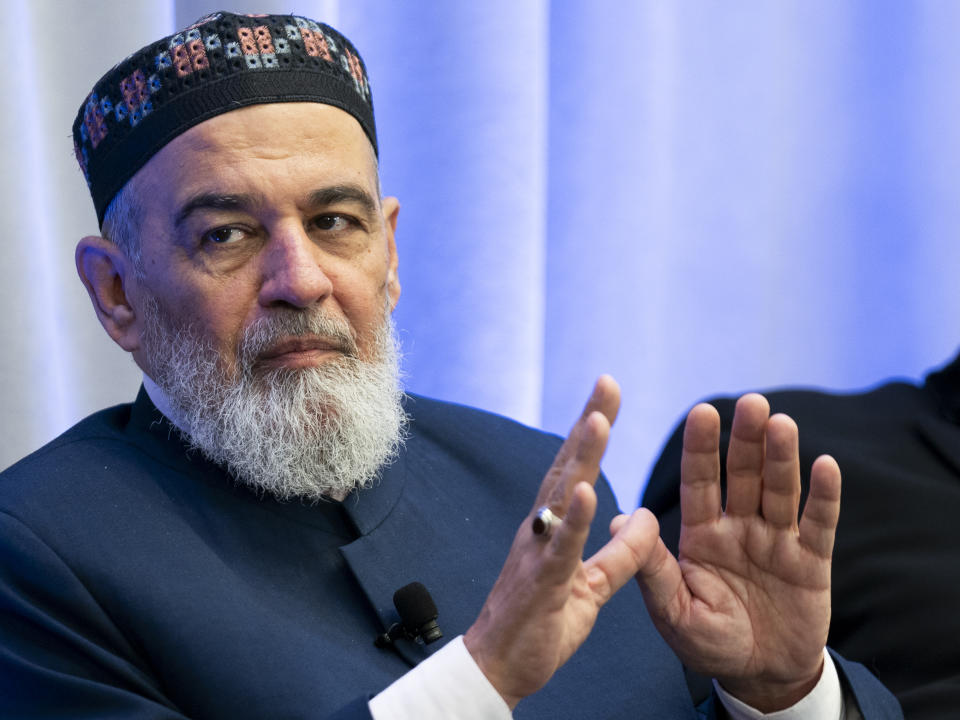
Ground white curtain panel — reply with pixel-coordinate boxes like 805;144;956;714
3;0;960;508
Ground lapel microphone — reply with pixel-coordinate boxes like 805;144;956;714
375;582;443;647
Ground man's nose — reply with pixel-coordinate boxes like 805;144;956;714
257;226;334;309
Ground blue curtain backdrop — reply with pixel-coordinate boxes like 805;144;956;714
2;1;959;509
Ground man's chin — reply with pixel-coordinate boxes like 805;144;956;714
141;297;406;502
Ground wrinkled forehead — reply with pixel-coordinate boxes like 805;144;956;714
73;11;377;227
126;102;381;226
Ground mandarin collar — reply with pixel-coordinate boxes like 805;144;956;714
127;385;408;536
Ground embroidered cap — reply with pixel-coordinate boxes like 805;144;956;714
72;11;377;226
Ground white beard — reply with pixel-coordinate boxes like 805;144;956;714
140;297;407;502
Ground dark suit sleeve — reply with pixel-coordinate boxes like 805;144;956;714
0;511;375;720
833;652;904;719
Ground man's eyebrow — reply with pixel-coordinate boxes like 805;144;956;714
173;193;260;228
308;185;379;217
172;185;380;227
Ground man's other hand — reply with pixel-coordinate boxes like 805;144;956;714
625;394;840;712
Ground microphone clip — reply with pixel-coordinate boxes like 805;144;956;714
374;581;443;648
374;621;415;648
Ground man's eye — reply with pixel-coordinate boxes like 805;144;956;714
314;214;352;231
203;227;246;244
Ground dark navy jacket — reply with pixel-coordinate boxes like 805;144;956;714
0;389;900;718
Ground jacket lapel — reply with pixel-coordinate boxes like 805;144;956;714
338;434;521;669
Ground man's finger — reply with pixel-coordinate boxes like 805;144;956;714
585;507;662;606
629;510;688;625
680;403;722;527
724;394;769;517
545;481;598;581
547;375;620;473
534;377;619;512
580;374;621;427
760;413;802;529
609;512;629;537
540;411;610;512
798;454;841;558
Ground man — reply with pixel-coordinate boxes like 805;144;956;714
644;353;960;719
0;12;899;719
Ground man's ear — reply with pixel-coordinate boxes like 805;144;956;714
75;236;142;352
382;196;401;311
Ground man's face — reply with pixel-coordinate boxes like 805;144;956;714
126;102;400;380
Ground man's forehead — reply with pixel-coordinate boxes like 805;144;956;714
130;103;380;217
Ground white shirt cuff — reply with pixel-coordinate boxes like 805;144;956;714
714;648;859;720
368;635;513;720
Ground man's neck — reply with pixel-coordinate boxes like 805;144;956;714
142;374;190;436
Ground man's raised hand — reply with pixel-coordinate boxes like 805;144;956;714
463;375;660;709
628;394;841;712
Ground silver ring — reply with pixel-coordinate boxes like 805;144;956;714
532;506;561;538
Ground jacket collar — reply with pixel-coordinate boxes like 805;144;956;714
125;385;408;535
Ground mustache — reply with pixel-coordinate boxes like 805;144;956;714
238;309;359;368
